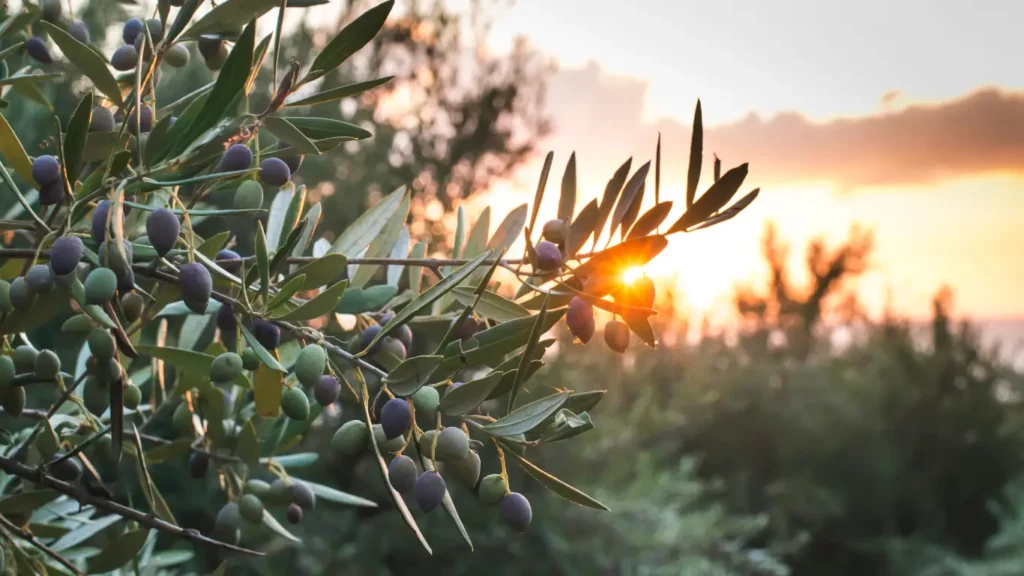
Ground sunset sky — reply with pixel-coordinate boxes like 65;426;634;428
456;0;1024;324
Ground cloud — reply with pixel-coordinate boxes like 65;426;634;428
544;62;1024;190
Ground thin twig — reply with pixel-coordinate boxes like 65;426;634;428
0;455;264;556
0;248;597;268
0;513;85;575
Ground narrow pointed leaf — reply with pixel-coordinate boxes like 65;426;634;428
382;355;442;397
491;390;569;437
284;76;394;108
283;253;347;290
407;241;426;293
571;235;669;292
593;157;631;246
240;324;286;371
290;477;377;507
360;378;432;554
668;163;748;233
40;22;122;106
655;133;661;205
87;528;150;573
303;0;394;84
507;294;549;412
266;274;307;311
63;92;92;183
487;203;527;253
462;207;490;259
330;186;406;257
351;189;409;288
439;371;503;415
387;226;410;287
0;113;33;183
501;443;609;510
336;285;398;314
256;220;270;301
449;287;528;322
262;509;301;543
527;151;553;233
685;188;760;232
272;279;347;322
134;345;214;375
609;161;650;241
557;152;576;222
416;446;473;550
363;251;492;353
253;362;284;417
567;198;598;258
626;201;673;240
687;100;702;209
264;115;319;155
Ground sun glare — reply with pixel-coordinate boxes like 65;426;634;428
622;266;645;285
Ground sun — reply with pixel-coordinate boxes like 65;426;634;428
622;266;645;286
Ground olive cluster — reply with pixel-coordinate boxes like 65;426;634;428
326;319;533;533
214;477;317;543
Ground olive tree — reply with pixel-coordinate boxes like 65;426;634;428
0;0;759;573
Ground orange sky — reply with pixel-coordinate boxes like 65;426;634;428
456;0;1024;322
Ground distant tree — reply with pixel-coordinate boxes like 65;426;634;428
258;0;551;250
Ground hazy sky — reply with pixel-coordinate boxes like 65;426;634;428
462;0;1024;321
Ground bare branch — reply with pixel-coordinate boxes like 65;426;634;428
0;513;85;575
0;455;264;556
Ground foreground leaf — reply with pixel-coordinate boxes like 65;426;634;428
360;377;432;554
364;251;492;354
501;442;610;511
303;0;395;85
383;355;443;396
87;528;150;573
439;371;503;415
40;22;122;106
486;391;570;437
272;280;347;322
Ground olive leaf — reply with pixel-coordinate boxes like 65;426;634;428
626;201;673;240
289;477;377;508
271;279;347;322
567;198;599;258
383;355;443;396
449;287;529;322
609;161;650;242
487;390;570;438
135;345;215;375
500;442;610;511
439;371;503;415
240;324;286;372
360;376;432;554
687;99;703;209
237;419;260;464
527;151;553;233
283;253;347;290
266;274;307;311
264;115;320;155
363;250;492;354
0;113;34;183
284;76;394;108
684;188;760;232
330;185;406;258
668;163;749;234
592;157;632;247
350;188;409;289
302;0;395;85
40;22;123;106
63;92;92;184
508;294;550;412
87;528;151;573
253;363;285;417
558;152;576;222
336;285;398;315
